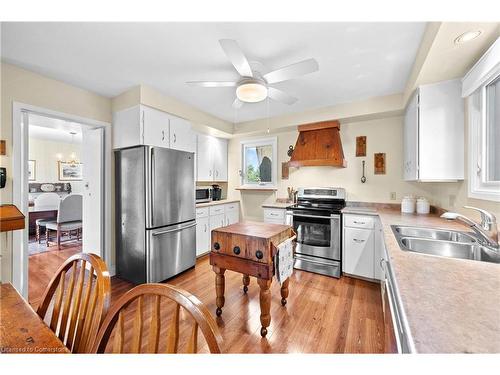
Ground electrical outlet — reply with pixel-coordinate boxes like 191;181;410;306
390;192;397;200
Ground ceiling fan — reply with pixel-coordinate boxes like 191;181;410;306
186;39;319;109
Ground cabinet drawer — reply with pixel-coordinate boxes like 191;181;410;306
344;214;375;229
264;208;285;221
209;205;225;216
196;207;209;218
225;202;239;213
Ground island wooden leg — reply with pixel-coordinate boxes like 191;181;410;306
242;274;250;294
280;278;290;306
213;266;225;316
257;278;272;337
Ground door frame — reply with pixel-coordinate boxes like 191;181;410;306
12;101;112;298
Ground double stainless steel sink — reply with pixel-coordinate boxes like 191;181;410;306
392;225;500;264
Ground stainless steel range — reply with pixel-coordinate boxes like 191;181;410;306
286;187;346;278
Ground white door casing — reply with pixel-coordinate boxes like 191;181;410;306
82;127;104;256
12;102;111;298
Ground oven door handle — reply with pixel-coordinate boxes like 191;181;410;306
286;212;333;220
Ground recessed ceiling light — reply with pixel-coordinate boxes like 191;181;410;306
454;30;482;45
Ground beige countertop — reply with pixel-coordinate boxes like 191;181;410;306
196;199;240;208
261;202;291;209
366;207;500;353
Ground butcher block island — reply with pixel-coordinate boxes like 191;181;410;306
209;221;295;337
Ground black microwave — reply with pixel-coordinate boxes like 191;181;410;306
196;187;211;203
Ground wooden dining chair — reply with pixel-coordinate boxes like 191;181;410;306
37;253;111;353
92;283;224;354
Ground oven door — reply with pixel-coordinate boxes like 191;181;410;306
288;210;340;261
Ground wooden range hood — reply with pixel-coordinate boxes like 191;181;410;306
288;120;346;168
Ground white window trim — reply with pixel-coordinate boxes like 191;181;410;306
467;72;500;202
240;137;278;189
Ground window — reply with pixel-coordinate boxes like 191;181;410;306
468;74;500;201
486;77;500;182
240;137;277;188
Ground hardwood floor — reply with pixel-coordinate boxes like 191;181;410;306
29;249;386;353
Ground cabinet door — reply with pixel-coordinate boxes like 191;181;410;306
418;79;464;180
209;213;225;233
213;137;228;182
112;105;142;149
142;106;169;148
196;217;210;256
343;227;375;279
403;92;418;181
170;116;196;153
225;210;239;226
197;134;214;181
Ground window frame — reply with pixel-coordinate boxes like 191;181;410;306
468;71;500;202
240;137;278;189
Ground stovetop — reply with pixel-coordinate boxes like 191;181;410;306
287;200;346;214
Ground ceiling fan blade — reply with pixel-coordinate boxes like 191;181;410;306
186;81;237;87
263;58;319;84
219;39;253;78
267;87;298;105
232;98;243;109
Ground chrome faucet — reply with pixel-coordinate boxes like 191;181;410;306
441;206;499;249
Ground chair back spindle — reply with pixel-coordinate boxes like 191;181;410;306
92;283;223;354
37;253;111;353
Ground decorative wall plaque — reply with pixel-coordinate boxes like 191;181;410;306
356;136;366;157
374;153;386;174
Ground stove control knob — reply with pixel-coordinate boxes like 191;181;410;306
255;250;263;259
233;246;241;255
213;242;220;251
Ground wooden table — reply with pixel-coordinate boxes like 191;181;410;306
209;221;294;337
0;205;25;232
28;205;58;235
0;283;69;353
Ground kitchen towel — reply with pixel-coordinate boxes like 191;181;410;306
275;236;295;284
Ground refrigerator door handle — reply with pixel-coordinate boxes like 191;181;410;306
152;221;197;236
151;148;155;226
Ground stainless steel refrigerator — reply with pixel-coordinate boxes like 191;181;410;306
115;145;196;284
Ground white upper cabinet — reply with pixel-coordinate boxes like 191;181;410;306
403;79;464;181
112;105;195;152
196;134;215;181
196;134;228;182
213;137;228;182
169;116;196;153
403;92;419;181
113;105;169;149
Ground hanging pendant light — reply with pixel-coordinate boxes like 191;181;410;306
69;131;78;165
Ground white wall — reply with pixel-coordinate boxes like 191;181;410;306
227;115;500;222
0;62;112;283
28;137;83;194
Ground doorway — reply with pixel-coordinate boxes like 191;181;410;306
12;102;112;300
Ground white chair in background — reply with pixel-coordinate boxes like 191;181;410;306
33;192;61;243
45;194;83;250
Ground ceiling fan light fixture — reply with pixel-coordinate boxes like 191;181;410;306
236;82;267;103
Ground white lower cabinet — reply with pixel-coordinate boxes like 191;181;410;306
263;208;287;224
195;217;209;257
195;202;240;257
343;226;375;279
343;213;382;280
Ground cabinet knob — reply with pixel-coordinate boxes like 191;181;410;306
233;246;241;255
213;242;220;251
255;250;263;259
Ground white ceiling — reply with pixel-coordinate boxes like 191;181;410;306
1;22;426;123
28;114;83;143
